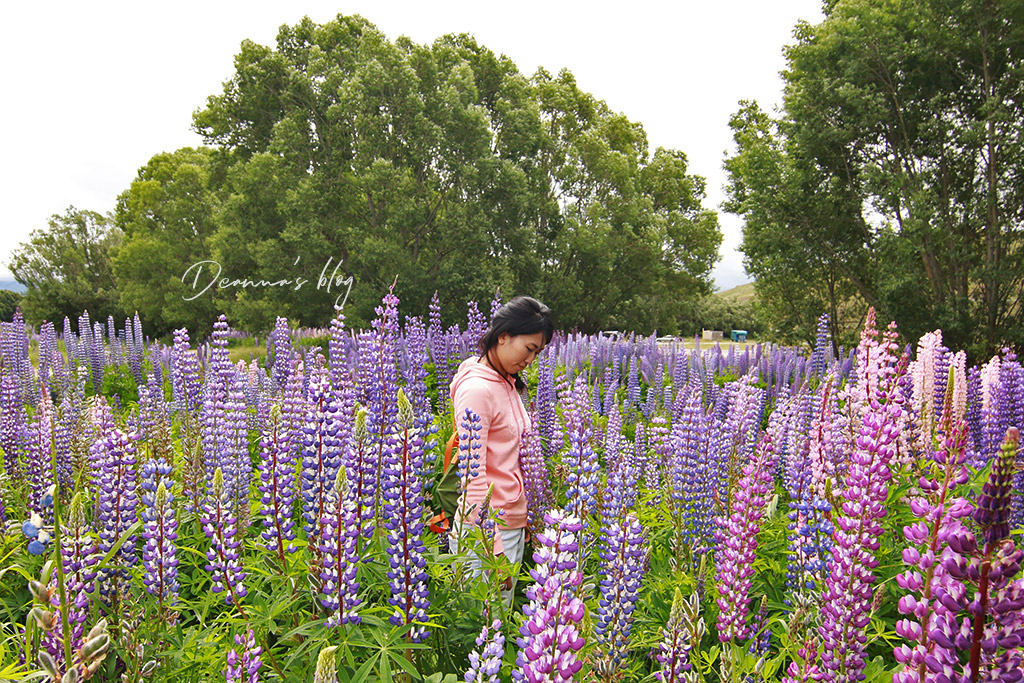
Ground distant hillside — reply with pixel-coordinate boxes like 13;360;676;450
0;279;25;294
714;282;755;303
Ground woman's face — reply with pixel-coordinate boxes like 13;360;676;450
494;332;546;376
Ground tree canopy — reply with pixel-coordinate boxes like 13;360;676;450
104;15;721;336
725;0;1024;356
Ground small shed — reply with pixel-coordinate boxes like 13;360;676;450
730;329;748;342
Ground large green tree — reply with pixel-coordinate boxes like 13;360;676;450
9;207;125;327
725;0;1024;356
145;14;720;333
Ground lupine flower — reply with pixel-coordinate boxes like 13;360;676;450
562;375;600;550
382;390;431;642
0;369;24;481
512;509;586;683
520;415;552;533
141;474;179;605
457;407;484;514
655;588;698;683
364;286;401;534
225;628;262;683
91;428;139;598
781;639;823;683
810;314;829;377
593;515;647;677
465;619;505;683
892;419;973;683
170;328;202;415
313;646;339;683
320;467;362;626
715;434;776;642
257;406;298;566
818;311;905;682
201;467;247;606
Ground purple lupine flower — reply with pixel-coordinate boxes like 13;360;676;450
269;316;292;391
512;509;586;683
647;415;669;494
655;588;701;682
810;313;829;377
489;289;503;322
201;467;247;606
0;369;25;481
715;433;776;642
521;414;553;534
562;374;600;550
300;356;344;585
141;479;179;605
319;467;362;626
24;389;55;520
382;390;431;642
60;492;99;605
225;628;262;683
401;314;431;417
465;619;504;683
171;328;202;415
465;300;487;350
625;355;640;411
257;407;298;567
781;640;823;683
892;419;973;682
593;515;647;677
91;428;140;599
364;287;401;536
818;309;905;682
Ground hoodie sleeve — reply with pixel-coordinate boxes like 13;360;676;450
452;377;506;555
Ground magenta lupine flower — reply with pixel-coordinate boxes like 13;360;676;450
91;428;139;598
818;310;905;682
319;468;362;626
466;619;505;683
594;515;647;676
512;509;586;683
382;390;430;642
225;628;262;683
201;467;247;606
781;639;824;683
715;433;776;642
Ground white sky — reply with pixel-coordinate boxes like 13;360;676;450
0;0;823;291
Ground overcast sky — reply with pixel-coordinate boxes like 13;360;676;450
0;0;823;292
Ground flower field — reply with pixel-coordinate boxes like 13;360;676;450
0;291;1021;683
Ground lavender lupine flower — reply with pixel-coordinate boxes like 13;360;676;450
24;389;56;520
201;467;247;606
364;287;401;534
0;369;24;480
257;407;298;566
811;314;830;377
300;356;344;584
313;646;339;683
562;374;600;547
200;316;249;502
171;328;202;415
225;628;262;683
141;479;179;605
319;467;362;626
670;386;715;552
269;316;292;391
382;390;431;642
715;434;776;642
520;416;552;533
536;353;560;462
58;493;98;648
892;419;973;683
593;515;647;677
91;428;139;599
466;619;505;683
655;588;700;683
818;310;905;683
465;300;487;350
512;509;587;683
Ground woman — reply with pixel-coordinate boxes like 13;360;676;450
449;296;553;603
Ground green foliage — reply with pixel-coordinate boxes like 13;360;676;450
98;16;721;336
99;363;140;405
0;291;22;323
8;207;125;327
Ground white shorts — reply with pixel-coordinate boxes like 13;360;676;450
449;519;526;607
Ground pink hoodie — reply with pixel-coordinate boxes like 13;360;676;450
450;356;532;554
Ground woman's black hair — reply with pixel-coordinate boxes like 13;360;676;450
477;296;554;391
